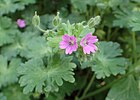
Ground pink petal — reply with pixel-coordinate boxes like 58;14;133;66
80;38;85;47
83;46;90;54
59;45;68;49
59;41;68;45
71;44;78;51
83;44;97;54
88;37;98;43
70;36;76;41
65;46;72;54
59;41;69;49
75;44;78;51
85;33;92;38
83;48;87;54
62;34;70;41
89;44;98;50
91;36;97;38
69;49;73;54
87;45;94;52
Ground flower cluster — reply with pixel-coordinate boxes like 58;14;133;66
59;32;98;54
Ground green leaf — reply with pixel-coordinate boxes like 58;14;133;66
2;85;30;100
0;0;36;15
40;14;55;29
46;81;75;100
129;12;140;31
71;0;95;13
113;4;140;31
106;75;140;100
108;0;129;9
47;74;87;100
18;58;46;94
0;17;19;46
63;13;85;24
91;42;126;79
18;54;76;94
1;32;51;59
113;9;132;28
47;92;65;100
0;55;21;88
47;36;62;48
20;35;52;59
57;18;95;38
47;36;62;53
0;93;6;100
132;0;140;3
1;42;21;60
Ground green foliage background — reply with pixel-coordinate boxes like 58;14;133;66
0;0;140;100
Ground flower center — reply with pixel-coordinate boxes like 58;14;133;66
69;40;74;46
83;40;88;46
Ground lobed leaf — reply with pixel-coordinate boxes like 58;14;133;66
0;17;19;46
129;12;140;31
18;54;76;94
1;32;52;59
91;42;127;79
0;93;6;100
71;0;96;13
0;55;21;88
3;85;30;100
0;0;36;15
106;75;140;100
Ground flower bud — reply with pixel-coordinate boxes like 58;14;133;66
52;12;61;26
32;11;40;27
17;19;26;28
87;15;101;28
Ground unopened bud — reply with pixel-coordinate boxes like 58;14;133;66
52;12;61;26
32;11;40;27
87;16;101;28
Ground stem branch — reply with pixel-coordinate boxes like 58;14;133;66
81;74;96;97
37;26;47;33
132;32;137;63
78;70;136;100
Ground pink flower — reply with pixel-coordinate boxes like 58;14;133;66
80;32;98;54
59;34;78;54
17;19;26;28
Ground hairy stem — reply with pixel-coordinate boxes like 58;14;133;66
107;28;111;41
81;74;96;97
37;26;47;33
75;70;91;100
78;70;136;100
132;32;137;63
79;79;117;100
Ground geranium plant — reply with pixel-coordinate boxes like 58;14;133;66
0;0;140;100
